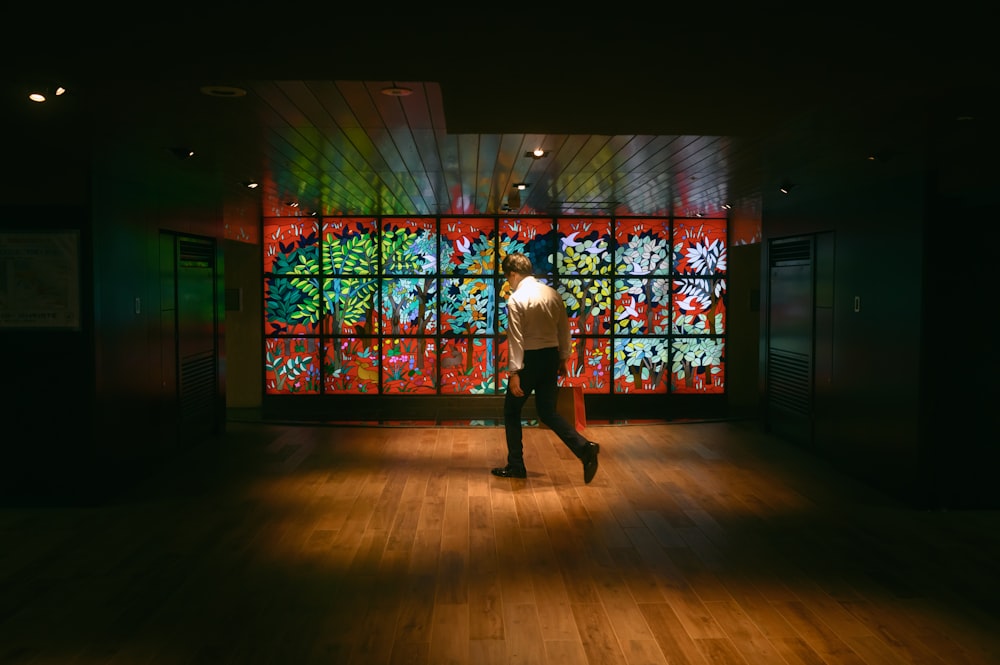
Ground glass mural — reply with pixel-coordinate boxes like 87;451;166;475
263;215;727;397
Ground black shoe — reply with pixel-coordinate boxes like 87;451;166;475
582;443;600;484
491;465;527;479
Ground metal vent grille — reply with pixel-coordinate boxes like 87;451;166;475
179;238;213;266
180;350;216;429
770;238;812;266
767;348;811;416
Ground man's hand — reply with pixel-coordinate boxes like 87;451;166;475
558;360;569;378
510;373;524;397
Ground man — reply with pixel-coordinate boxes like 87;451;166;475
492;252;600;483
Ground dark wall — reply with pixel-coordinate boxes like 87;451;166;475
761;93;999;508
920;97;999;509
0;206;95;498
0;127;229;501
89;141;226;474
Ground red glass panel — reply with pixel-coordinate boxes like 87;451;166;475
382;337;437;394
672;277;727;336
440;337;499;394
265;337;320;394
324;337;379;394
673;217;727;275
614;278;671;335
441;217;496;274
558;337;610;393
499;217;555;272
263;218;320;274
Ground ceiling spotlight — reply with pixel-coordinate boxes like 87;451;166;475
28;85;67;103
286;201;299;208
722;203;732;210
168;147;196;160
241;180;259;189
381;83;413;97
779;182;795;194
525;149;547;159
513;183;529;190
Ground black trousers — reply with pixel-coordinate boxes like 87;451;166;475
503;347;590;468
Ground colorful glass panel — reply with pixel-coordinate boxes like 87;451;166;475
260;215;730;400
670;337;725;393
559;278;611;335
265;337;320;394
265;276;320;334
322;277;378;335
382;337;437;393
499;217;556;273
441;277;495;335
556;217;612;275
613;337;670;394
671;277;727;336
324;337;379;394
381;277;438;334
673;217;727;275
440;336;499;394
263;218;320;275
615;218;671;275
558;337;611;393
322;217;377;275
613;278;671;335
440;217;496;275
382;217;437;274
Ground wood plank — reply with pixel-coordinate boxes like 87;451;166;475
571;601;629;665
3;422;999;665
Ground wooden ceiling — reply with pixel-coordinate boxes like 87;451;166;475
4;16;993;221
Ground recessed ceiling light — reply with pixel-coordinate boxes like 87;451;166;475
513;183;529;190
381;85;413;97
200;85;247;98
525;149;547;159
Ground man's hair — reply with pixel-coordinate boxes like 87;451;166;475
501;252;532;276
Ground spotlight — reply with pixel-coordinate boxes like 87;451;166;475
524;149;547;159
168;147;196;160
241;180;259;189
779;182;795;194
513;183;529;190
27;84;67;103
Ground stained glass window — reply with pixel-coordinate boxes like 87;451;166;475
262;215;726;398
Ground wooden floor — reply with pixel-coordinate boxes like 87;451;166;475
2;419;998;665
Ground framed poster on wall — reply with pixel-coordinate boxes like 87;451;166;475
0;230;80;330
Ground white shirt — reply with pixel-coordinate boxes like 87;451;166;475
506;276;571;373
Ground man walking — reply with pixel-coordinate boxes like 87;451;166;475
492;252;600;483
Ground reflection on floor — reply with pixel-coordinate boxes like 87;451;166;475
227;408;728;428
